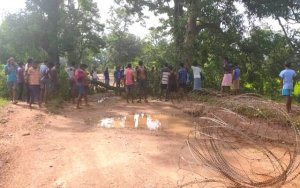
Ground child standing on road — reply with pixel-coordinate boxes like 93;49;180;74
279;62;297;113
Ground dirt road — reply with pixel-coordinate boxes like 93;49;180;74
1;95;300;188
0;96;197;188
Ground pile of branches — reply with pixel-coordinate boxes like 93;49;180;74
179;94;300;187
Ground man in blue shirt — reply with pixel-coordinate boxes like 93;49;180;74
178;63;188;99
104;67;110;86
4;57;18;104
232;64;241;95
279;62;297;113
40;60;51;104
114;66;122;95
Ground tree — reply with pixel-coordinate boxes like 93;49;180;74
60;0;105;65
106;32;144;66
0;11;48;63
26;0;61;63
105;6;144;66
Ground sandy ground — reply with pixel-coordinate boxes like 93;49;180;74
0;95;300;188
0;96;197;188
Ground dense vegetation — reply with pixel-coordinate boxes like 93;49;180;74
0;0;300;98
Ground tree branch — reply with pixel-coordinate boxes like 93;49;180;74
276;16;297;52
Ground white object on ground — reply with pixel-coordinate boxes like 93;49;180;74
146;115;161;130
99;118;114;128
134;114;140;128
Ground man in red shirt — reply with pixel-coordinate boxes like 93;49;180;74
124;63;135;103
75;64;89;109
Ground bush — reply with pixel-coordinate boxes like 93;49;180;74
0;65;9;98
46;67;71;114
58;68;71;100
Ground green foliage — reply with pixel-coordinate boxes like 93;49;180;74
0;66;8;98
61;0;105;65
0;98;8;108
46;68;70;114
106;32;144;66
57;68;71;100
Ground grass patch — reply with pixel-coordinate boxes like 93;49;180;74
0;98;8;108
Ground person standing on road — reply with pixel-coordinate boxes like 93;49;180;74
178;63;188;99
279;62;297;113
160;63;170;101
137;61;148;103
232;64;241;95
91;67;99;92
27;61;41;108
114;66;122;95
191;61;202;91
24;58;33;103
221;57;233;93
17;62;25;101
4;57;18;104
104;67;110;86
75;64;89;109
40;61;51;104
168;66;178;102
124;63;135;103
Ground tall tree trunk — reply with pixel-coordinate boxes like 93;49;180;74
47;0;60;64
173;0;184;63
184;0;197;65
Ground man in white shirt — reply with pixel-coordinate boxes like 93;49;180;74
191;62;202;90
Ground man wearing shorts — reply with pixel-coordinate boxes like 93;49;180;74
4;57;18;104
279;62;296;113
124;63;135;103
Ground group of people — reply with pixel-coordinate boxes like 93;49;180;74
221;57;241;94
4;56;297;113
109;58;242;103
4;57;59;108
110;61;205;103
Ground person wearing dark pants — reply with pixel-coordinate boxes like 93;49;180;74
137;61;148;103
17;62;25;100
27;61;41;108
124;64;135;103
